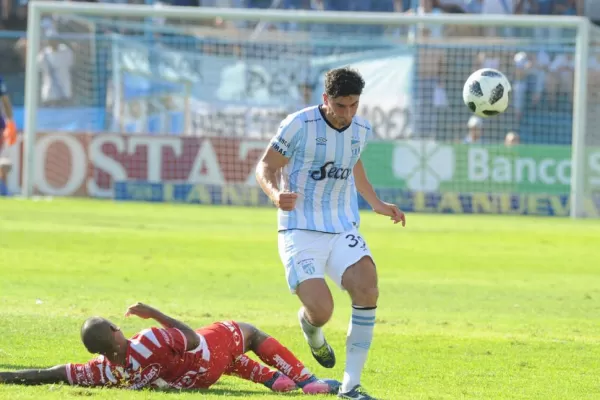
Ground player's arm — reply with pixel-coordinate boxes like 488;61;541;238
0;365;69;385
255;117;302;211
353;159;381;208
255;147;297;211
354;159;406;226
125;302;200;351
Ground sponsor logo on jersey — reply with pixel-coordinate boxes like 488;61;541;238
310;161;351;181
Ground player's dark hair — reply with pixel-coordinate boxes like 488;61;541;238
324;67;365;98
81;317;116;355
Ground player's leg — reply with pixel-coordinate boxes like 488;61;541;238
236;321;341;394
278;230;337;368
327;230;379;399
296;278;337;368
225;354;297;393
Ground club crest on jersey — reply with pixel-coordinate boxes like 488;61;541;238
297;258;316;275
351;136;361;156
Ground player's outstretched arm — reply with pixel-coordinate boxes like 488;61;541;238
124;302;200;351
255;147;297;211
354;159;406;226
0;365;70;385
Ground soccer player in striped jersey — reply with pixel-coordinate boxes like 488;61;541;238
256;67;406;400
0;302;340;394
0;75;17;196
0;76;16;147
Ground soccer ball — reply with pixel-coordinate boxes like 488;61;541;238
462;68;511;118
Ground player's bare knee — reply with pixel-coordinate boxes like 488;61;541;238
302;293;334;327
237;322;264;351
297;278;334;327
342;256;378;307
304;303;334;327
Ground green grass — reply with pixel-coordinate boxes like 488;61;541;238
0;198;599;400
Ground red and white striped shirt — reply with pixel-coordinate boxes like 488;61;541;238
66;327;212;389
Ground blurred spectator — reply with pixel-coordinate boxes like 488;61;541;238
0;0;26;30
464;0;482;13
512;51;531;124
0;0;591;148
588;52;600;102
530;50;551;107
1;0;12;27
505;131;520;146
37;32;74;107
0;74;15;197
554;0;577;15
0;157;11;196
546;53;574;109
412;26;448;139
464;115;483;144
475;51;503;71
481;0;528;37
530;0;556;38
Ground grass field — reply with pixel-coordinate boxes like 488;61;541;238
0;198;599;400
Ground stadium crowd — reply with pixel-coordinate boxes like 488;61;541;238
0;0;595;146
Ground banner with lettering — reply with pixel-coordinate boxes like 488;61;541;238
360;140;600;195
109;36;413;139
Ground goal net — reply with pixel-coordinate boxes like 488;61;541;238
17;3;599;218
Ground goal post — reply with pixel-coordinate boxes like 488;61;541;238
22;1;597;218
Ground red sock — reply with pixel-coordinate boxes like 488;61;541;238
226;354;277;384
255;337;313;383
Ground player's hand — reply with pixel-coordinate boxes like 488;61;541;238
125;302;158;319
275;191;298;211
373;201;406;227
3;120;16;147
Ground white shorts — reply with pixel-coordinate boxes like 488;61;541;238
277;227;374;293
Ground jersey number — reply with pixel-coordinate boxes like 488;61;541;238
345;234;365;249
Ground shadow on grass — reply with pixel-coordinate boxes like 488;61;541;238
153;387;305;397
0;369;306;397
0;364;49;370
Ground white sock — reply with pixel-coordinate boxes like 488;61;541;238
341;306;376;393
298;307;325;348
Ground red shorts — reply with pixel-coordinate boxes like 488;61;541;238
193;321;245;388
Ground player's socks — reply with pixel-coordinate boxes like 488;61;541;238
228;354;277;384
340;306;376;394
228;355;297;392
255;337;313;383
297;375;342;395
263;372;298;392
255;337;340;394
298;307;325;348
298;307;336;368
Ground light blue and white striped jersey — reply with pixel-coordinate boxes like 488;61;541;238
269;105;373;233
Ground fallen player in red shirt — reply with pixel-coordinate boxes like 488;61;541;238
0;302;340;395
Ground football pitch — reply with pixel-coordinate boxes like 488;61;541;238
0;198;599;399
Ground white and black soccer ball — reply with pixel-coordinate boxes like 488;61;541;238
462;68;511;118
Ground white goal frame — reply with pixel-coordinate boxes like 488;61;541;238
24;1;592;218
